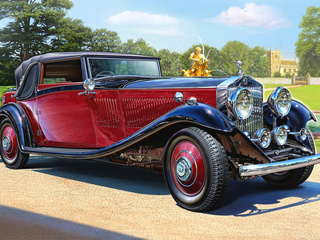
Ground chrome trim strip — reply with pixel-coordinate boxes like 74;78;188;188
239;153;320;177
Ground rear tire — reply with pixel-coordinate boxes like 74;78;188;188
163;127;229;212
0;119;29;169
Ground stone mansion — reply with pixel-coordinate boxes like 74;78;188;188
267;49;298;77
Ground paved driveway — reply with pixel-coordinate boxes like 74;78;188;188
1;156;320;239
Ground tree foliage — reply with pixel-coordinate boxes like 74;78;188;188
296;6;320;76
155;49;182;76
0;0;73;61
247;46;270;77
50;18;92;52
119;38;156;56
87;29;121;52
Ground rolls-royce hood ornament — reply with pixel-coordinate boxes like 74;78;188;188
234;60;244;76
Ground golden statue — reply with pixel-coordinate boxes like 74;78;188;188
181;47;211;77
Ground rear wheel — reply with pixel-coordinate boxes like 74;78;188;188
0;119;29;169
262;130;315;188
163;127;229;212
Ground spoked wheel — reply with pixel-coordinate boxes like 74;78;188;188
164;127;229;212
262;129;315;188
0;119;29;169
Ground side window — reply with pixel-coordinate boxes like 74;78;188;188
19;64;38;99
42;60;82;84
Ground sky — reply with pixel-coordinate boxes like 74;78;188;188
1;0;317;60
66;0;320;60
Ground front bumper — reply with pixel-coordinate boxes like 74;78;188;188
239;153;320;177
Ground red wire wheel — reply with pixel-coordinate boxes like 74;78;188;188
0;119;29;169
1;124;18;162
164;127;229;212
170;140;206;196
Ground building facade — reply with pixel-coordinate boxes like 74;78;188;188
267;49;298;77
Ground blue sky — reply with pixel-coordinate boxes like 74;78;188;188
0;0;316;60
67;0;319;60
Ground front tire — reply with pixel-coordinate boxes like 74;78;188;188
262;130;315;188
0;119;29;169
163;127;229;212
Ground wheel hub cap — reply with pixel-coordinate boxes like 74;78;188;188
1;125;18;162
3;136;10;151
176;157;192;181
171;140;206;196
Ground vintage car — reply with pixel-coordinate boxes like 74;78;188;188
1;52;319;212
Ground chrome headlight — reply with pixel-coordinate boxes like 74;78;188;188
253;128;271;149
83;78;95;91
227;88;253;120
268;87;292;117
271;125;288;146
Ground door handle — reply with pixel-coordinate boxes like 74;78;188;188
78;91;96;97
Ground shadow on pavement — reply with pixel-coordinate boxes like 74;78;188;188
2;156;320;216
27;156;169;196
210;178;320;217
0;205;137;240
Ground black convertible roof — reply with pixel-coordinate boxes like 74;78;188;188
14;52;160;87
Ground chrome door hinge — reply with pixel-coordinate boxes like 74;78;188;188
37;130;42;136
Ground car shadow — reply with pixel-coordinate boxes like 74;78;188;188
2;156;320;216
26;156;169;196
0;205;137;240
209;178;320;217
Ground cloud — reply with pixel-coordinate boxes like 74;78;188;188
107;11;182;36
208;3;290;30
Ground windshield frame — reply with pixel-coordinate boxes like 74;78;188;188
86;57;161;79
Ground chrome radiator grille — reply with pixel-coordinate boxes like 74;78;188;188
227;86;263;138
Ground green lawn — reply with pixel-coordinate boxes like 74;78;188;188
316;140;320;153
0;86;15;106
264;85;320;111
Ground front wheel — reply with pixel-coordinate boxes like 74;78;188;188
163;127;229;212
0;119;29;169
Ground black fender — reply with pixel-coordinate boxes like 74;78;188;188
263;99;317;151
263;99;316;131
0;103;35;151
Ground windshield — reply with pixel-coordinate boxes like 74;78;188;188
88;58;160;79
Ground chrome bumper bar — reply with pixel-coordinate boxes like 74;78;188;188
239;153;320;177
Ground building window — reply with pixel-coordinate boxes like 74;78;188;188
289;69;291;73
284;69;286;72
275;55;278;60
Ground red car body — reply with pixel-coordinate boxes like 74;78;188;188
1;52;320;212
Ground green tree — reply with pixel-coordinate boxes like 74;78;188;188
0;47;17;85
50;18;92;52
120;38;156;56
87;29;121;52
155;49;182;76
273;71;282;77
220;41;251;75
247;46;270;77
295;6;320;76
0;0;73;61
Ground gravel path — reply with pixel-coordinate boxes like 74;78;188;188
1;156;320;239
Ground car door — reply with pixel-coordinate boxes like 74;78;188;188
36;59;97;148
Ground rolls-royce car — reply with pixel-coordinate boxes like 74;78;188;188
1;52;319;212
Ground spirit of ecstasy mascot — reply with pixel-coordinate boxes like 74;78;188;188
181;47;211;77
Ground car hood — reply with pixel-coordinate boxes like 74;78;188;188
123;77;228;89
